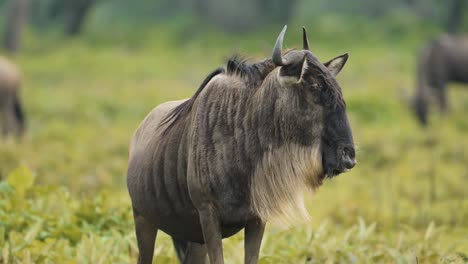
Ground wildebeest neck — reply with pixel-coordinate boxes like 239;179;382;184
251;71;324;148
146;57;325;228
184;66;325;223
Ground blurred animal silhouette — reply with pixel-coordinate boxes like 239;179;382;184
412;34;468;126
127;26;356;264
0;56;25;137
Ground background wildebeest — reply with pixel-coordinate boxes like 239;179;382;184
127;26;356;264
0;56;25;137
412;34;468;126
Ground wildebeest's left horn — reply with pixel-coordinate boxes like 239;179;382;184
302;27;309;50
272;25;287;66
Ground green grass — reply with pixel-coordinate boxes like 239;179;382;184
0;21;467;263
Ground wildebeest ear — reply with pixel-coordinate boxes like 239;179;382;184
323;53;349;77
278;56;306;84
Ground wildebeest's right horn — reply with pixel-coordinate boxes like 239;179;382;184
302;27;310;50
272;25;287;66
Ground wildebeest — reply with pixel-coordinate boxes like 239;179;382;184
412;34;468;125
0;56;25;137
127;26;356;264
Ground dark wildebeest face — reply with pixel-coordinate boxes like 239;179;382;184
271;26;356;178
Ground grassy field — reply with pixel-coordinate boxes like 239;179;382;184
0;20;467;263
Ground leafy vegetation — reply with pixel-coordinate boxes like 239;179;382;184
0;16;467;263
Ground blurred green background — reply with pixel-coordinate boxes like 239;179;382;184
0;0;467;263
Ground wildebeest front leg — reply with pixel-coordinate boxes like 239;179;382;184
133;211;158;264
1;98;15;137
173;237;208;264
198;205;224;264
435;84;448;114
182;242;208;264
244;218;265;264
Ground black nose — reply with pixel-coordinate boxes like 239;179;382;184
343;156;356;169
342;146;356;169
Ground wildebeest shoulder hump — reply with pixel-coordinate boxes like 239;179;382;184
160;67;225;130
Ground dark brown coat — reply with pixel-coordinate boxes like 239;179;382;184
413;34;468;125
127;26;356;264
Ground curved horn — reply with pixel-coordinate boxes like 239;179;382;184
272;25;287;66
302;27;309;50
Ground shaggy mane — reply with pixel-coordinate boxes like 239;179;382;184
226;55;276;86
160;56;276;131
226;56;256;78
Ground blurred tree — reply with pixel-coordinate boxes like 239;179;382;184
155;0;190;19
27;0;61;29
403;0;439;20
196;0;298;33
3;0;29;53
46;0;67;24
28;0;97;36
446;0;465;33
259;0;298;26
5;0;467;37
66;0;96;35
